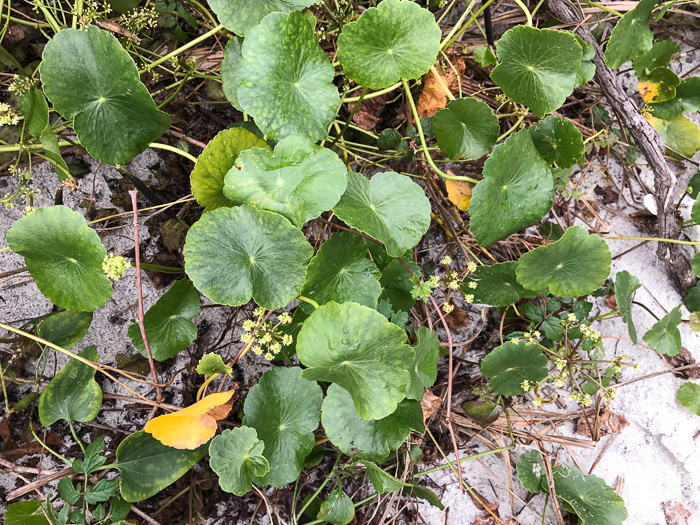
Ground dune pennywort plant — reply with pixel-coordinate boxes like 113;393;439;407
4;0;700;522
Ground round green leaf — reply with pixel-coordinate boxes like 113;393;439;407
469;130;554;248
491;26;582;117
40;26;169;165
481;341;548;396
433;98;499;160
642;306;682;356
127;279;200;361
677;382;700;417
7;206;112;312
614;270;641;344
633;39;680;77
223;136;348;227
115;430;208;502
300;232;381;311
474;45;497;67
548;465;628;525
406;327;439;400
184;205;313;310
516;450;544;493
191;128;271;212
516;226;611;298
333;171;431;257
378;258;420;313
321;383;423;461
529;115;584;169
336;0;441;90
692;251;700;278
196;354;233;377
462;261;541;307
209;0;314;36
297;302;414;420
209;427;269;496
646;114;700;158
37;311;93;350
604;0;656;69
237;11;338;142
6;501;49;525
243;366;322;488
38;346;102;426
221;36;244;111
317;484;355;525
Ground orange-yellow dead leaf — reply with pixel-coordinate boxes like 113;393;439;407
417;56;465;117
445;178;474;211
144;391;234;450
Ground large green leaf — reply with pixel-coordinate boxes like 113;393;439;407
115;430;208;502
615;271;641;344
301;232;381;311
529;115;584;169
7;206;112;312
243;366;322;487
491;26;582;117
516;226;611;298
237;11;338;142
221;36;244;111
336;0;441;90
127;279;200;361
642;306;682;356
633;39;680;77
297;302;414;420
406;327;440;400
38;346;102;426
650;77;700;119
37;311;93;350
209;427;269;495
546;465;628;525
40;26;169;165
322;383;423;461
223;136;348;227
209;0;314;36
433;98;499;160
604;0;657;69
184;205;313;309
190;128;271;211
677;382;700;417
646;115;700;158
333;171;431;257
469;130;554;247
480;341;548;396
516;450;544;493
461;261;540;307
6;501;49;525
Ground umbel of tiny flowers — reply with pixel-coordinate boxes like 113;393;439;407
102;254;128;280
241;308;293;361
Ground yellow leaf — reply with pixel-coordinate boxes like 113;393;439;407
144;391;234;450
445;178;474;211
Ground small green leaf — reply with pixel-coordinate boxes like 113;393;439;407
58;478;81;505
40;27;169;165
20;87;49;139
491;26;582;117
109;497;131;521
633;39;680;77
687;284;700;313
209;0;314;36
6;501;49;525
37;310;93;350
84;479;118;505
677;382;700;416
615;271;641;344
542;316;564;341
377;128;403;151
406;327;439;400
184;205;313;310
473;45;497;67
317;485;355;525
646;114;700;158
650;77;700;120
115;430;208;502
516;450;544;493
321;383;423;461
573;35;596;87
196;354;232;377
336;0;441;89
210;427;269;496
481;342;549;396
642;306;682;356
516;226;611;298
461;261;540;307
363;462;444;509
128;279;200;361
298;302;414;420
301;232;381;311
604;0;657;69
190;128;271;212
223;136;348;227
243;366;322;488
38;346;102;426
7;206;111;312
334;171;431;257
469;130;554;247
433;98;499;160
691;252;700;278
378;257;420;313
73;436;107;474
529;115;584;169
237;11;338;142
